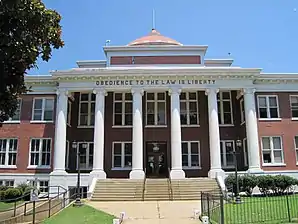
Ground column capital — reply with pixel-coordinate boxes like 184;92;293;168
56;88;68;96
93;88;107;96
168;88;181;96
242;88;256;95
205;88;219;96
131;88;144;96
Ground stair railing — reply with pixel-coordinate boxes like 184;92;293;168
142;168;146;201
167;167;173;201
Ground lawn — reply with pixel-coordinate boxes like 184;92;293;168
42;204;116;224
0;201;23;211
209;194;298;224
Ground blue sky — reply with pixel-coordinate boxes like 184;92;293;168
29;0;298;75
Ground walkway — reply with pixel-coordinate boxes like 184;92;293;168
88;200;201;224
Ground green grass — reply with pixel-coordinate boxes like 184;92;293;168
0;201;23;211
42;205;116;224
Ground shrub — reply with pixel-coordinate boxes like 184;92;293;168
0;186;8;191
17;183;30;194
4;188;22;201
0;191;5;200
272;175;297;194
241;175;258;196
256;175;274;195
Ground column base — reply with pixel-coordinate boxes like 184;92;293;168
247;167;263;174
208;168;225;179
170;169;185;179
129;170;145;179
49;170;68;197
90;170;107;179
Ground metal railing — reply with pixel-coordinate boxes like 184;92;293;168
142;168;146;201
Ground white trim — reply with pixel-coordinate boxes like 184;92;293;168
31;97;55;122
65;140;70;170
240;98;245;124
113;92;133;126
220;140;235;168
112;142;132;169
257;95;280;119
76;142;94;170
0;138;18;167
243;138;248;167
289;95;298;119
261;136;284;165
28;138;52;168
67;100;72;126
217;91;233;125
180;91;199;126
145;92;167;126
181;141;201;169
78;92;95;127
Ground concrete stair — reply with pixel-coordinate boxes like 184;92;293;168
171;178;220;200
91;179;144;201
144;179;171;201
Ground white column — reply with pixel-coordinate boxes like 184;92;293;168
129;88;145;179
90;88;107;179
205;88;224;178
52;88;68;174
169;88;185;179
243;88;263;173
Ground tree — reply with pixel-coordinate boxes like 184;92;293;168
0;0;64;122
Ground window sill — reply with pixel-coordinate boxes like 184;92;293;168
77;125;94;128
223;166;235;169
111;167;132;171
183;166;201;170
219;124;234;127
112;125;133;128
181;125;200;128
30;120;54;124
27;166;51;169
258;118;282;121
291;118;298;121
0;165;17;169
262;163;286;167
145;125;167;128
2;121;20;124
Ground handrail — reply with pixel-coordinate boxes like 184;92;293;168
142;168;146;201
167;167;173;201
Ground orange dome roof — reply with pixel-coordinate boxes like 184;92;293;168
128;29;182;46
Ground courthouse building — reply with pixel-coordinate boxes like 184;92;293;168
0;29;298;191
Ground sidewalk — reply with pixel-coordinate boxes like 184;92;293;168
88;200;202;224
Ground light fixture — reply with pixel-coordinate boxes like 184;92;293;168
82;142;88;149
72;141;77;149
152;143;159;152
236;139;242;148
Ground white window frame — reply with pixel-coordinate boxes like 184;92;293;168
181;141;201;169
65;140;69;169
261;136;284;165
217;91;233;126
294;136;298;165
243;138;248;167
0;138;18;168
112;142;132;170
220;140;235;168
290;95;298;119
28;138;51;169
180;92;199;126
67;100;72;126
31;97;55;122
0;180;14;187
240;98;245;124
78;93;95;127
75;142;94;170
113;92;133;127
145;92;167;126
4;99;22;123
257;95;280;120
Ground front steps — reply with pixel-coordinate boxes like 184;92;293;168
144;179;171;201
171;178;220;200
91;179;144;201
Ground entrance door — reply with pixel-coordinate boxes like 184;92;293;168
146;142;168;178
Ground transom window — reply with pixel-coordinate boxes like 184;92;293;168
32;98;54;121
76;142;93;170
79;93;95;126
290;96;298;118
112;142;132;169
217;91;233;125
181;141;200;168
146;92;166;126
240;99;245;124
29;138;51;167
294;136;298;164
0;139;18;166
257;96;279;119
113;93;133;126
220;140;235;168
261;136;284;164
180;92;199;125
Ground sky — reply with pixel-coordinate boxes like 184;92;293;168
29;0;298;75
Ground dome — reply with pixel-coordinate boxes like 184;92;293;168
127;29;182;46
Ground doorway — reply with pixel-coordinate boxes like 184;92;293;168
145;142;168;178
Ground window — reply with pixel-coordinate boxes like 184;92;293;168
39;180;49;193
180;92;199;125
112;142;132;169
78;93;95;126
32;98;54;121
6;99;22;121
113;93;133;126
146;92;166;126
0;139;18;166
0;180;14;187
67;100;72;126
243;138;248;167
261;136;284;164
217;91;233;125
290;96;298;118
65;141;69;169
240;99;245;124
257;96;279;119
295;136;298;164
181;141;200;168
76;142;93;170
220;140;235;168
29;138;51;167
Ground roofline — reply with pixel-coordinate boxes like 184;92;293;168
76;60;106;66
204;59;234;64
